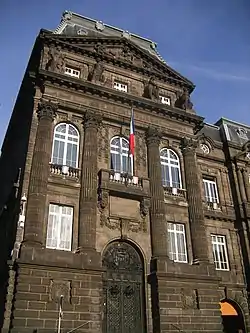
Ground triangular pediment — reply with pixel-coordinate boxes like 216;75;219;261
42;32;194;91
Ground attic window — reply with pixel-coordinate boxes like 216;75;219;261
236;128;248;139
160;96;171;106
65;67;80;78
114;81;128;93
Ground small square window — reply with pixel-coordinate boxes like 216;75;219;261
114;81;128;92
160;95;171;105
211;234;229;270
65;66;80;78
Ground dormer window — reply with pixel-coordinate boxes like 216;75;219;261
160;95;171;105
65;66;80;78
236;128;248;139
114;81;128;92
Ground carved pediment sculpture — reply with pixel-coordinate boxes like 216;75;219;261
143;76;159;101
88;61;105;83
175;89;193;111
45;46;65;74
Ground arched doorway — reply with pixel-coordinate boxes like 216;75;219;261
102;240;146;333
220;300;246;333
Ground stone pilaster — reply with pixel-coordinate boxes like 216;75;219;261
237;166;247;202
243;168;250;202
181;137;209;263
78;110;102;251
146;127;168;258
23;99;57;246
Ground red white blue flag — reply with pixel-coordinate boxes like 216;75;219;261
129;108;135;156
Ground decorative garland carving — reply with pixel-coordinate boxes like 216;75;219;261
98;125;109;163
135;132;147;170
49;279;72;304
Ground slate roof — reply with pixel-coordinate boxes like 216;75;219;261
197;123;222;143
53;10;166;63
215;118;250;145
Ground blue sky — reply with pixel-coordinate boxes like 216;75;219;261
0;0;250;146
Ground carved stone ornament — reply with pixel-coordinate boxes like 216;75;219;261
143;77;159;101
180;288;198;309
181;137;198;153
83;110;102;129
98;125;109;162
49;279;72;304
146;126;162;146
88;60;105;83
135;131;147;170
140;198;150;218
37;99;57;121
174;89;193;110
45;46;65;74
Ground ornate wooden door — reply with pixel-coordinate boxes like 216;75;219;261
102;241;145;333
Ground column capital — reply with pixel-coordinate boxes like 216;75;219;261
83;110;102;129
146;126;162;146
37;99;57;121
181;137;198;153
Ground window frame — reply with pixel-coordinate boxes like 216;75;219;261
211;234;230;271
46;204;73;251
167;222;188;263
65;66;80;78
159;95;171;106
160;148;182;188
51;123;80;168
203;178;219;203
110;136;133;174
113;81;128;93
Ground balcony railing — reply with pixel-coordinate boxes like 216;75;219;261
204;201;221;211
109;170;143;187
49;163;80;179
163;186;186;199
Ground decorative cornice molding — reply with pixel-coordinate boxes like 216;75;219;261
39;33;194;91
33;70;203;131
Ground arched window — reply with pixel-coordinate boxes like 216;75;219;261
51;123;79;168
110;136;133;174
160;148;182;188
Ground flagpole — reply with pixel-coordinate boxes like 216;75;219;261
57;295;63;333
129;107;135;177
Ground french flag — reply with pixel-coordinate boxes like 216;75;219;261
129;108;135;156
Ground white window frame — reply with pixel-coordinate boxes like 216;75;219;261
167;223;188;263
46;204;73;251
160;95;171;105
113;81;128;93
160;148;182;188
110;136;133;174
65;66;80;78
211;234;229;271
203;178;219;203
51;123;80;168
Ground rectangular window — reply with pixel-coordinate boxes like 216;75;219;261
211;234;229;270
160;95;171;105
167;223;187;263
203;178;219;203
65;67;80;78
46;204;73;251
113;81;128;92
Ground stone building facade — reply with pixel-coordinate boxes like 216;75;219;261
0;10;250;333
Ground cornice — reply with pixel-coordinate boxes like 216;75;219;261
39;33;194;92
31;69;203;131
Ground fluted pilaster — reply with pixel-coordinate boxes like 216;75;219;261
23;99;57;246
78;110;102;251
146;127;168;257
236;166;246;202
243;168;250;202
181;137;209;263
